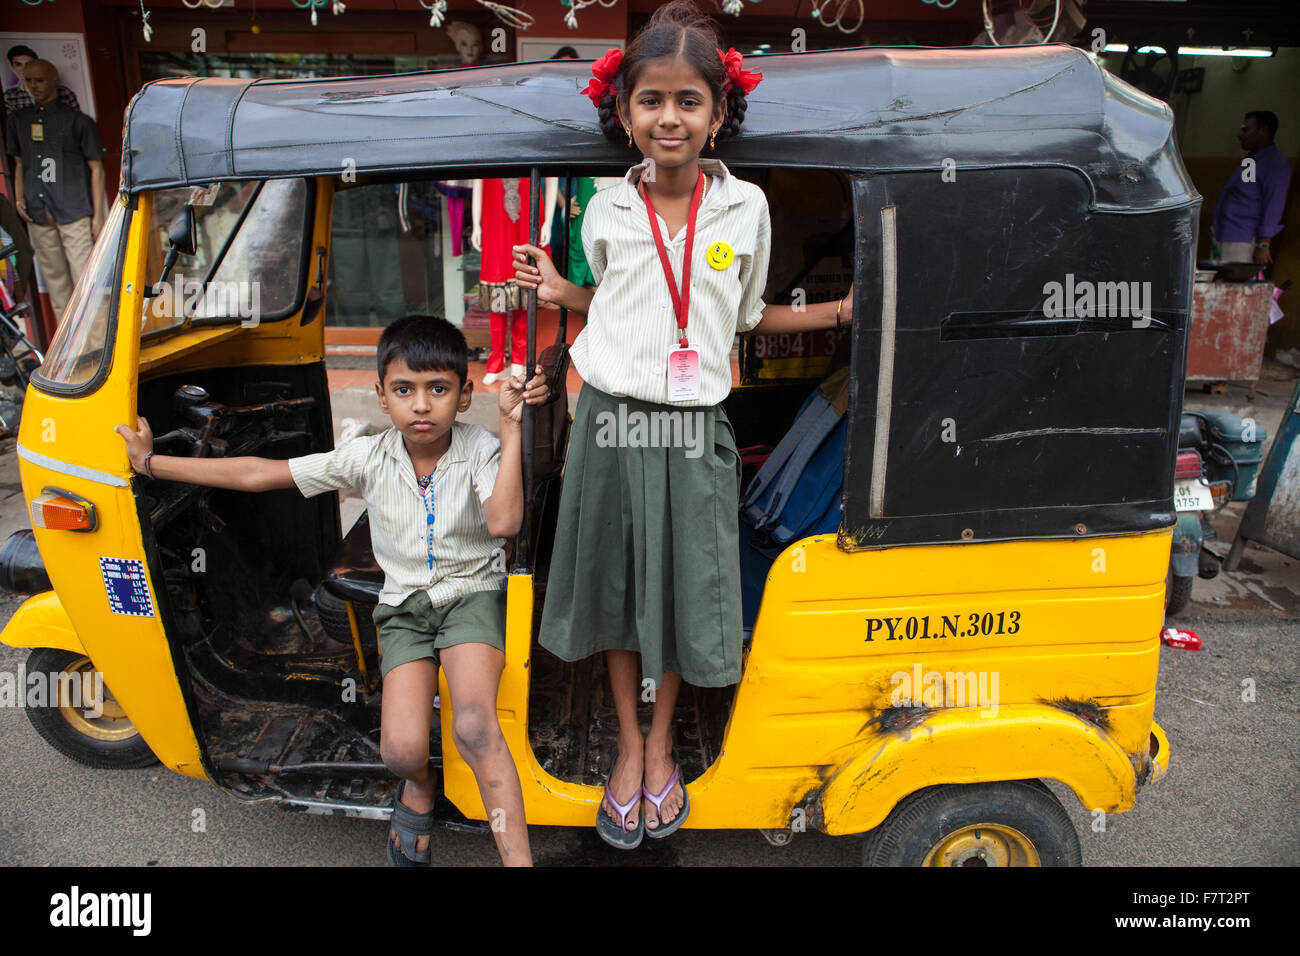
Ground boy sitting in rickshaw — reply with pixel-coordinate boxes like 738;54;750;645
115;315;544;867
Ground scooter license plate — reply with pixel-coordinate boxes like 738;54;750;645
1174;478;1213;511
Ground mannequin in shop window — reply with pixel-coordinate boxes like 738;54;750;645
472;176;557;384
447;21;484;67
432;22;486;318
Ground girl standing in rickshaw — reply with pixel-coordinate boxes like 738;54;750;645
513;0;854;849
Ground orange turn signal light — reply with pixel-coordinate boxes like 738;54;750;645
30;489;97;532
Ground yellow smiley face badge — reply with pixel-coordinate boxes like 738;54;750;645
706;240;734;270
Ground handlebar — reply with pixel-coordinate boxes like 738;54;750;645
152;384;316;459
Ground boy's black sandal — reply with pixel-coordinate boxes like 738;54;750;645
387;779;434;867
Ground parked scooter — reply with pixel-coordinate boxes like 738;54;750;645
0;242;45;436
1168;410;1267;614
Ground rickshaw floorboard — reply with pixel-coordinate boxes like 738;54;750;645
526;584;736;788
188;667;406;809
180;568;734;807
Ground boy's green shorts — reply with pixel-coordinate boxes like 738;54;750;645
371;588;506;679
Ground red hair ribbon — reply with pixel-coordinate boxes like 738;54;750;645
582;47;623;107
718;47;762;95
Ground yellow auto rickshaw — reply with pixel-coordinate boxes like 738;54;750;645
1;45;1188;865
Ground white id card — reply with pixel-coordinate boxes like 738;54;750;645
666;346;700;402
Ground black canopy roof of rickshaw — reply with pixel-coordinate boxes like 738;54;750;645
122;44;1195;211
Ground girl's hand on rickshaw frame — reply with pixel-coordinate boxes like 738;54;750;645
114;417;155;474
512;243;564;304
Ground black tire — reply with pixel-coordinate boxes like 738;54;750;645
861;780;1082;867
1165;568;1194;616
23;648;159;769
314;584;377;647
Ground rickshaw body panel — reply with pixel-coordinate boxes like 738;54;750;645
7;195;207;779
440;532;1170;830
4;183;335;781
712;531;1171;832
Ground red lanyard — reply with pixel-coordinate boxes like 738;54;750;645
640;168;704;348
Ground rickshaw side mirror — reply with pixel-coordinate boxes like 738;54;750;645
167;206;198;257
148;205;198;298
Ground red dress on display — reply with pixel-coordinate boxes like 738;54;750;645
478;177;549;374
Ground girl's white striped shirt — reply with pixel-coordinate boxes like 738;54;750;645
572;158;771;407
288;422;505;608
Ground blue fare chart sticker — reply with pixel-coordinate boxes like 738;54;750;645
99;557;156;617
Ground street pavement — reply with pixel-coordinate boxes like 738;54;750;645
0;366;1296;866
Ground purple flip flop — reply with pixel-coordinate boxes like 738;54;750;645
597;773;644;850
644;762;690;840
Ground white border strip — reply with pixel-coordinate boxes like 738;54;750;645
869;205;898;519
17;444;128;488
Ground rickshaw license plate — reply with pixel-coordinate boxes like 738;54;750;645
1174;479;1213;512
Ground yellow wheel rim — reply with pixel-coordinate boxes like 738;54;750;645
57;657;138;742
922;823;1041;867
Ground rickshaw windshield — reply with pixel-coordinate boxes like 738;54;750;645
33;199;128;392
144;178;310;335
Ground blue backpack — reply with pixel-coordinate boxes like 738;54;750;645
738;387;847;629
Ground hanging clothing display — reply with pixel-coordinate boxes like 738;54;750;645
566;177;600;288
434;180;473;257
477;177;550;312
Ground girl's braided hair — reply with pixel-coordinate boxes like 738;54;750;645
594;0;750;145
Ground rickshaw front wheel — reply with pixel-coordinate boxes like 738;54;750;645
861;780;1080;867
23;648;159;769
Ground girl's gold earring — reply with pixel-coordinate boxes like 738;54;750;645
710;129;717;150
628;128;634;147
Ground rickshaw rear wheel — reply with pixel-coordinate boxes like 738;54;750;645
23;648;159;769
861;780;1081;867
1165;567;1193;616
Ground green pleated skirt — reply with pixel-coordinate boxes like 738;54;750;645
538;383;744;688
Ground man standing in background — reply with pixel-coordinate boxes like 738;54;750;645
1212;111;1293;267
5;58;105;322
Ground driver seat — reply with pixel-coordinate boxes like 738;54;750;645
321;511;383;605
315;513;383;690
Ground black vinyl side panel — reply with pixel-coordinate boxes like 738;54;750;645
842;168;1197;549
